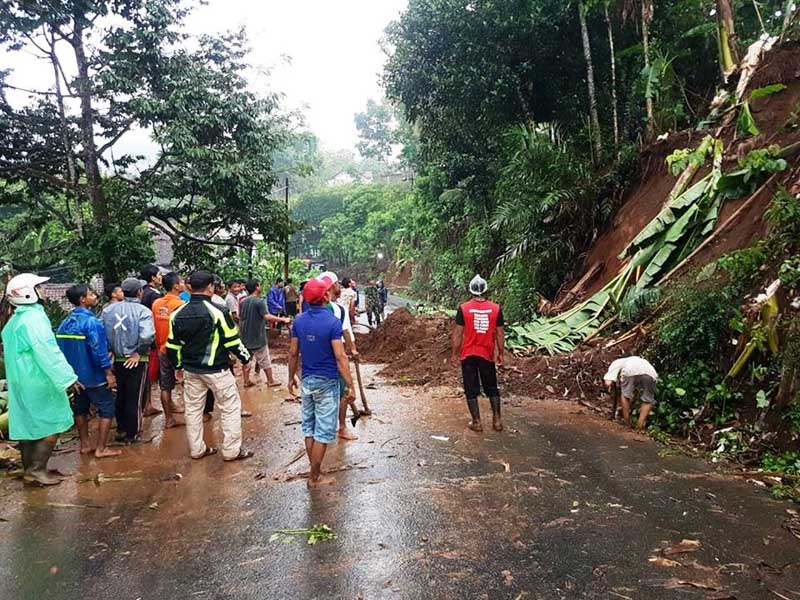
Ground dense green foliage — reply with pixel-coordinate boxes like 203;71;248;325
0;0;296;282
646;188;800;437
366;0;797;319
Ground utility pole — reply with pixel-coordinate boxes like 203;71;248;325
284;177;290;281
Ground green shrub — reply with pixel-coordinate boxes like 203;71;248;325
761;452;800;475
651;282;739;371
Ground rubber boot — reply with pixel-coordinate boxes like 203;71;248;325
23;438;61;486
466;397;483;432
18;440;33;473
490;396;504;432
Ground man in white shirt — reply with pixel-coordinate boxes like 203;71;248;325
338;277;358;323
320;272;362;441
603;356;659;430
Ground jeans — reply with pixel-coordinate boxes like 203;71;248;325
301;376;339;444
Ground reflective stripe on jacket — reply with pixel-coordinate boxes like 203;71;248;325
56;307;112;387
166;295;251;373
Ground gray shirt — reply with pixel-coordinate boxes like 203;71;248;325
239;295;267;350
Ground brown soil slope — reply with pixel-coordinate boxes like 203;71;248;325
565;43;800;300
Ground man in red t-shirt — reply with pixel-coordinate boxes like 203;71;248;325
451;275;505;432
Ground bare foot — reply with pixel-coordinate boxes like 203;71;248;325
307;475;336;489
244;380;256;388
468;420;483;432
143;406;163;417
338;429;358;441
267;381;282;388
95;447;122;458
171;406;185;414
80;446;97;455
164;418;185;429
203;413;212;422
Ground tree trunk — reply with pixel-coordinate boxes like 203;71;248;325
716;0;740;81
781;0;798;42
48;33;83;237
605;4;620;149
641;0;655;138
578;1;603;162
71;24;108;225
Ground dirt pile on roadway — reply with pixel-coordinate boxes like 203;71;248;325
358;308;454;383
358;308;633;409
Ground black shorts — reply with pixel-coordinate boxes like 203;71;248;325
285;301;298;317
461;356;500;400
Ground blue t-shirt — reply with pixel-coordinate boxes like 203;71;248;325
291;305;343;380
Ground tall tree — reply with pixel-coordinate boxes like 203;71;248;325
603;2;620;148
578;1;603;162
623;0;655;137
0;2;290;281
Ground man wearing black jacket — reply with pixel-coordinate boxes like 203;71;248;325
166;271;253;461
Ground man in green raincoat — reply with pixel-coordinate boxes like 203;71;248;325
2;273;81;486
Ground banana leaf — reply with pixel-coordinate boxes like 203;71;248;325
622;175;712;257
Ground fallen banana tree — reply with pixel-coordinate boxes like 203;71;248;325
508;140;791;355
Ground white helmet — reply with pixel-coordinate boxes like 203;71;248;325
469;274;488;296
6;273;50;306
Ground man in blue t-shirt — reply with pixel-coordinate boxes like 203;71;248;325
288;276;355;489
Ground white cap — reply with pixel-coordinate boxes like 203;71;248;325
318;271;338;284
469;274;487;296
6;273;50;306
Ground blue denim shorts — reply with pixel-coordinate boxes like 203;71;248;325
73;384;115;419
301;376;339;444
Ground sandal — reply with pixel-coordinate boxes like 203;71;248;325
224;448;254;462
192;447;218;460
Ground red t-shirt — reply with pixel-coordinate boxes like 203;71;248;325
456;299;504;362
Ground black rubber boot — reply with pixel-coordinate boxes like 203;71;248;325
23;439;61;486
466;397;483;432
18;440;33;472
490;396;504;432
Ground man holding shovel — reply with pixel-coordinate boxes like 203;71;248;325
451;275;505;432
319;272;364;440
288;276;356;488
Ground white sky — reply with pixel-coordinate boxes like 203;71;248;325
189;0;407;151
3;0;407;153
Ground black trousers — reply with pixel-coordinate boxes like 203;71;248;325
461;356;500;400
114;362;147;439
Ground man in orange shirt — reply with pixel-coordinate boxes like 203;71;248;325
152;272;186;429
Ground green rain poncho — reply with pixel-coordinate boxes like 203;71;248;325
1;303;76;440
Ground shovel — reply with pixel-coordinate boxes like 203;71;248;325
354;360;371;415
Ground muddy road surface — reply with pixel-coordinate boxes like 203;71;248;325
1;363;800;599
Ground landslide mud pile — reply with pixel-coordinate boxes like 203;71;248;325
359;307;632;408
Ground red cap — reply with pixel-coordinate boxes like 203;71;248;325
303;277;332;304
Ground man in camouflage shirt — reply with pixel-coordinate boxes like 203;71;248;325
364;280;382;327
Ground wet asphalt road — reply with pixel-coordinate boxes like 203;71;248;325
2;361;800;600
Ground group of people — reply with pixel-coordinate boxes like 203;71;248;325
2;262;656;489
1;264;382;488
